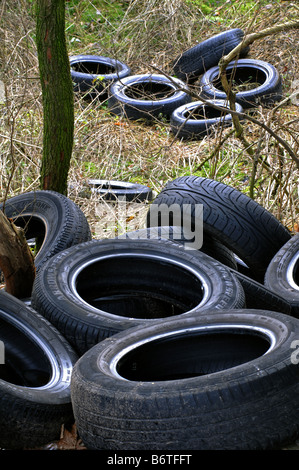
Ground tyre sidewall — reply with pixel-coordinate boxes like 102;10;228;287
70;55;131;93
265;235;299;311
170;99;243;139
88;179;153;202
173;28;248;82
147;175;291;280
108;74;191;119
75;310;296;393
200;59;282;107
0;291;77;404
32;238;244;348
1;191;91;270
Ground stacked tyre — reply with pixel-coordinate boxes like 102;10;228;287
66;176;299;450
56;25;290;451
0;291;78;450
31;237;246;354
0;190;92;272
1;181;298;450
66;177;299;450
264;234;299;317
0;190;93;449
70;54;131;100
71;309;299;450
75;28;283;140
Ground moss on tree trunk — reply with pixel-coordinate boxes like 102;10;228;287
36;0;74;195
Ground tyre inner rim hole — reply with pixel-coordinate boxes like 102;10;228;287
184;105;228;120
0;318;52;387
71;61;116;75
124;82;176;101
212;67;267;92
116;330;271;381
12;214;46;256
75;256;205;318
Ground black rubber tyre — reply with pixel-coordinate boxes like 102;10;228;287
108;73;191;120
88;179;153;202
172;28;249;83
70;54;131;99
71;309;299;450
200;58;282;108
265;234;299;317
119;226;238;269
0;290;78;450
146;176;291;282
170;99;243;140
0;190;92;271
31;238;245;354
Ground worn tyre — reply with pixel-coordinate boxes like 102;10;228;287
173;28;249;83
88;179;153;202
0;290;78;449
108;73;191;120
146;176;291;281
265;234;299;317
170;99;243;139
71;309;299;450
70;54;131;99
31;238;244;354
200;58;282;108
0;190;92;271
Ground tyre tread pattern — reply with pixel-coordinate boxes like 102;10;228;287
147;176;290;280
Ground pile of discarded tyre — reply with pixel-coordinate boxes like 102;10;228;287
70;28;283;139
0;173;298;451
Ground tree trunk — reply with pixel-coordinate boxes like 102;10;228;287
0;212;35;298
36;0;74;195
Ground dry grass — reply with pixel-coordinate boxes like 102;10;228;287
0;0;298;239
